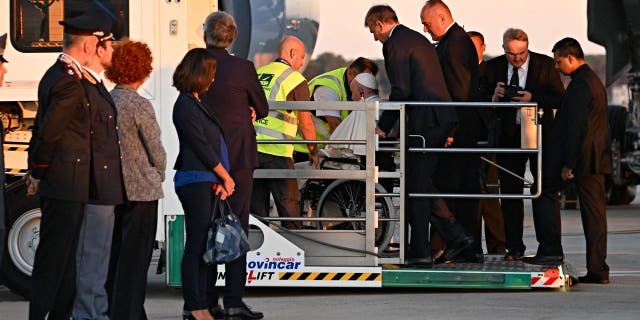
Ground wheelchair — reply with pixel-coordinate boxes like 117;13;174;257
298;150;397;253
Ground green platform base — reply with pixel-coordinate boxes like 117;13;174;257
167;215;185;286
382;259;560;289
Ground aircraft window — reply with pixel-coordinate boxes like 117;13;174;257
10;0;129;53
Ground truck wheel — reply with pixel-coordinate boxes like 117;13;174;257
607;184;637;205
1;179;39;299
607;105;628;146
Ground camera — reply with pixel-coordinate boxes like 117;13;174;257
502;84;524;101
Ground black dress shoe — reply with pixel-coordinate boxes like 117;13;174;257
407;257;433;266
521;255;563;266
503;251;523;261
442;233;474;261
578;274;609;284
210;305;224;318
224;303;264;320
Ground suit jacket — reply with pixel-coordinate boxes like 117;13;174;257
378;24;456;146
81;70;124;205
435;22;486;146
173;92;226;173
478;51;564;146
201;47;269;171
111;84;166;202
548;64;611;177
29;58;91;202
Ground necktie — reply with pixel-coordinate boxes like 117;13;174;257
510;66;521;124
510;67;519;87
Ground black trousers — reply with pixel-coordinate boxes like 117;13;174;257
478;155;506;254
177;182;216;311
251;153;301;229
29;198;85;320
434;153;482;255
208;169;253;308
107;200;158;320
531;184;564;257
406;151;437;259
575;174;609;278
496;152;536;254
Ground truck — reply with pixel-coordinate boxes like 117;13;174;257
588;0;640;205
1;0;572;299
0;0;322;297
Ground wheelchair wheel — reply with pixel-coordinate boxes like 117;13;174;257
316;180;395;250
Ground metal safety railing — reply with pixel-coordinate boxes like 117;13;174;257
380;101;540;263
254;100;382;265
253;100;541;265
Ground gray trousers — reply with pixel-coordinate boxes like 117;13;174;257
72;204;115;320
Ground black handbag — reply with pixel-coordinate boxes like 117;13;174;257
203;195;250;265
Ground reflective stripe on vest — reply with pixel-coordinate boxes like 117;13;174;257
255;62;306;157
293;114;331;153
309;67;351;121
309;67;347;101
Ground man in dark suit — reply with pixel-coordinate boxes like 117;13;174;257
200;11;268;320
421;0;485;261
26;10;108;320
523;39;611;281
73;19;124;319
365;5;472;265
478;28;565;261
468;30;507;255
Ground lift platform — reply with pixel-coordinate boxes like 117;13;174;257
166;215;573;290
164;100;573;291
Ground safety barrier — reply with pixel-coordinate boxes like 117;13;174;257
254;100;540;265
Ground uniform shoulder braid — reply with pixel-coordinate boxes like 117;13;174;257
58;54;83;80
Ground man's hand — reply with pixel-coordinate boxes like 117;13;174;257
249;106;257;122
375;126;386;138
512;90;532;102
23;173;40;196
492;82;506;102
308;149;320;169
444;136;454;147
561;166;575;181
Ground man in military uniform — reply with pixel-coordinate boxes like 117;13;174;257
72;13;123;319
26;9;114;320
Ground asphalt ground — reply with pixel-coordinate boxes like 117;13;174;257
2;192;639;320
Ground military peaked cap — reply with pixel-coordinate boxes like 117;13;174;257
59;8;115;42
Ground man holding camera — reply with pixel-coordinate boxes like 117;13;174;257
478;28;564;262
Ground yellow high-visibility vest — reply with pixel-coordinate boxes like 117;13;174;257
308;67;350;120
293;113;330;154
255;61;306;158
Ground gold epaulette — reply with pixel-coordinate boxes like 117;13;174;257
82;69;97;85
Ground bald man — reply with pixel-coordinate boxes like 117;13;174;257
252;36;317;230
